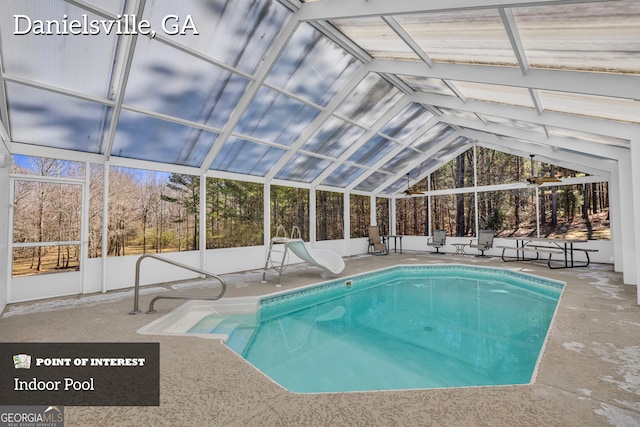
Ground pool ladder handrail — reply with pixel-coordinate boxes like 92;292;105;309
130;253;226;314
262;225;303;286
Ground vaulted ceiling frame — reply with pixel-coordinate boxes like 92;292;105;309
499;8;529;74
442;80;467;102
460;128;618;174
0;122;11;154
122;104;226;134
63;0;117;20
445;115;629;160
200;13;302;175
380;15;433;66
1;74;116;107
12;142;109;165
310;96;412;187
498;6;551;119
472;138;614;181
264;66;371;181
1;0;633;198
296;0;605;20
372;131;464;195
370;60;640;101
346;115;442;191
404;142;475;194
99;0;147;159
0;43;9;144
411;92;633;141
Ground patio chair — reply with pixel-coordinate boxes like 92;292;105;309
427;229;447;254
368;225;388;256
469;230;495;257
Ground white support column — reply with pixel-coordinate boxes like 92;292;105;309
618;151;637;287
609;165;623;273
390;198;397;236
264;182;271;252
1;154;11;310
473;145;479;236
199;172;207;269
535;188;540;238
630;129;640;300
369;195;376;227
101;161;109;293
343;192;351;256
309;187;316;246
81;162;90;294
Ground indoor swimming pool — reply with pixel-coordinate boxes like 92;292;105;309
183;265;565;393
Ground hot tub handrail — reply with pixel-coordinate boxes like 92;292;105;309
130;253;226;314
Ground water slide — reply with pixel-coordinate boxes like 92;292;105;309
286;239;345;278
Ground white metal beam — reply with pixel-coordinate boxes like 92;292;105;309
411;92;634;141
100;0;147;158
346;115;442;191
446;116;629;161
381;16;433;66
297;0;605;20
311;96;411;187
379;137;471;196
499;8;529;75
371;59;640;100
265;66;371;181
199;13;301;173
463;129;616;176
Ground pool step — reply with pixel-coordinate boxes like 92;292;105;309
205;319;256;355
226;326;257;355
188;315;226;334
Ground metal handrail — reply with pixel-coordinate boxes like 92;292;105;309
129;254;226;314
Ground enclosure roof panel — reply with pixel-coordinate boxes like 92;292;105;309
0;0;636;195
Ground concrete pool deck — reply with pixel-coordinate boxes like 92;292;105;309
1;253;639;426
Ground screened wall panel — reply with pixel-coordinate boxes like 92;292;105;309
270;186;310;241
316;190;344;240
396;197;428;236
350;194;370;238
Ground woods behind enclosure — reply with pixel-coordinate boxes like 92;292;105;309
10;147;609;276
396;149;609;240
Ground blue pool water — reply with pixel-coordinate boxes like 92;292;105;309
189;265;564;393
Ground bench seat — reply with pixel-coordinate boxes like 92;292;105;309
498;243;597;268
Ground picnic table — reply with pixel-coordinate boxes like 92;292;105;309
496;236;598;268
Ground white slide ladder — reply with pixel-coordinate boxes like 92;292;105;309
262;226;345;286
